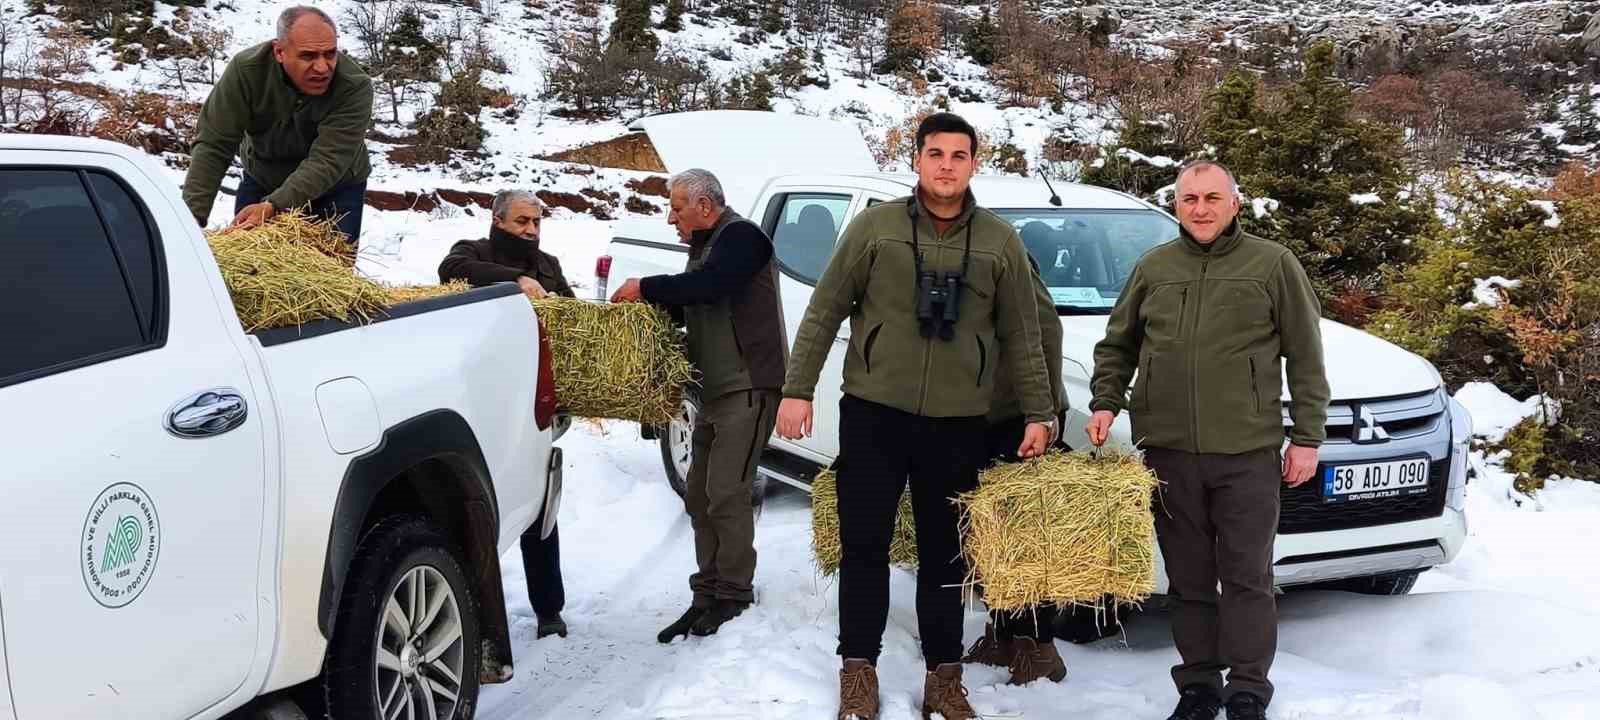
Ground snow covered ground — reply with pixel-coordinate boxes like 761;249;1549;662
343;221;1600;720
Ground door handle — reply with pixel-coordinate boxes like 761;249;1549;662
166;388;249;438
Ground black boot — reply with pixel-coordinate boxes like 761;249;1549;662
657;606;706;644
1225;693;1267;720
689;599;751;636
536;612;567;639
1166;684;1223;720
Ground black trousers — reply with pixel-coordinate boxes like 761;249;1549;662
835;394;986;670
519;519;564;619
982;415;1058;641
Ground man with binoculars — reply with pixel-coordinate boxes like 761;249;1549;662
776;112;1056;720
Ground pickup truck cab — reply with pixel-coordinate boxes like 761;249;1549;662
0;135;564;720
598;110;1473;601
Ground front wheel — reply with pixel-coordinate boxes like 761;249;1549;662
658;392;767;511
1326;569;1424;596
324;516;480;720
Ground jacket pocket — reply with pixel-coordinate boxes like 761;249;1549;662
1132;353;1153;411
862;323;883;374
1249;355;1259;411
975;335;987;387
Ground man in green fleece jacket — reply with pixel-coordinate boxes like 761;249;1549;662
776;112;1055;720
182;6;373;250
1086;161;1330;720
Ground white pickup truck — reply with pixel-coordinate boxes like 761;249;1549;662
0;135;565;720
597;110;1474;605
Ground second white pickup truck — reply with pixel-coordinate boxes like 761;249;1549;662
597;111;1473;609
0;135;566;720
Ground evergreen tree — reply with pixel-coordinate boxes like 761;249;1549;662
1079;115;1185;199
962;6;996;66
659;0;685;31
609;0;658;55
1203;42;1435;304
759;0;783;34
1566;88;1599;145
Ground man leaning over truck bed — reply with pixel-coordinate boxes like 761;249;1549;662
181;5;374;251
439;189;574;640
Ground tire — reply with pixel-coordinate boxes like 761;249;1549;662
657;391;768;511
1053;602;1125;644
324;516;480;720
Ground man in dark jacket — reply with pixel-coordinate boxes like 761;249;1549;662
182;5;373;250
610;168;787;642
776;112;1055;720
439;190;573;299
1086;161;1330;720
439;189;573;641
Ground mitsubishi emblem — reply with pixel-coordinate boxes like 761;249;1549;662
1353;405;1390;444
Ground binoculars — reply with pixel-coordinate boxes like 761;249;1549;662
916;270;963;341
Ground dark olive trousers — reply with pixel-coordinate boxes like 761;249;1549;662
687;389;779;608
1146;446;1282;706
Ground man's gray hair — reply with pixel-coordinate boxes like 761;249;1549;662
1175;160;1240;199
277;6;337;41
669;168;726;209
492;189;544;219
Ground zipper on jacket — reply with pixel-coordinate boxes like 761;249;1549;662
1179;287;1189;328
1249;355;1259;411
917;241;938;414
976;336;987;387
1190;260;1209;453
863;324;882;373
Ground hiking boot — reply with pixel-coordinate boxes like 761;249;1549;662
1166;684;1223;720
656;605;706;644
535;612;568;639
837;658;880;720
689;598;751;636
921;663;976;720
960;621;1013;667
1225;693;1268;720
1006;637;1067;685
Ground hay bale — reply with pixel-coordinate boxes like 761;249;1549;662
530;297;694;425
206;213;386;332
380;280;471;305
957;449;1160;612
810;467;918;574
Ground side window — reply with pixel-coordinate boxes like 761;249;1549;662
87;172;163;338
770;193;851;284
0;169;147;386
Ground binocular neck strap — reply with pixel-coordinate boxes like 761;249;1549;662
910;213;976;282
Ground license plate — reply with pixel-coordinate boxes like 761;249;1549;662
1321;458;1430;504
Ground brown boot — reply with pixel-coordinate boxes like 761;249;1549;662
1007;637;1067;685
837;659;880;720
921;663;977;720
960;621;1013;667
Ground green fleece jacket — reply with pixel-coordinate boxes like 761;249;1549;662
182;41;373;224
987;255;1066;423
782;190;1054;424
1090;220;1330;453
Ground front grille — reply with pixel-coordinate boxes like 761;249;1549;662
1278;457;1449;534
1309;389;1446;445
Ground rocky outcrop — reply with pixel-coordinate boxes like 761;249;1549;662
1585;11;1600;57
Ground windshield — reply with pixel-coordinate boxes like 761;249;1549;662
992;209;1177;314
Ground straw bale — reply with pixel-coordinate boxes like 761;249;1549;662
530;297;694;425
810;467;918;574
957;449;1159;612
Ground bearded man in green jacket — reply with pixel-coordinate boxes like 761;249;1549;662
1086;161;1330;720
182;6;373;251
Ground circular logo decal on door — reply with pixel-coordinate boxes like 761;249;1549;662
81;483;161;608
